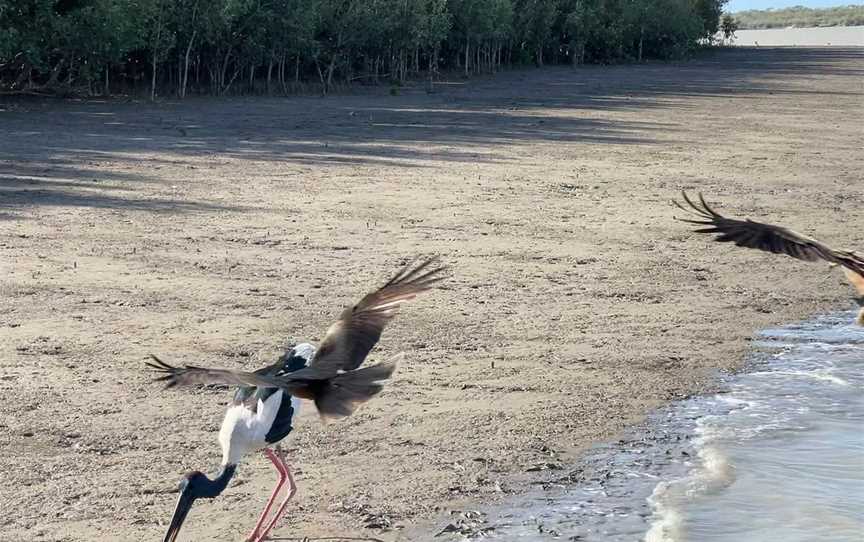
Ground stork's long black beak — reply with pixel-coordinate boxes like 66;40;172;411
163;488;196;542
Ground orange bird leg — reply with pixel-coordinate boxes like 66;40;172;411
253;448;297;542
245;448;288;542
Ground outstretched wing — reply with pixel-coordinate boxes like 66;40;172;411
307;256;446;372
147;353;401;419
674;191;864;276
146;355;290;389
147;257;445;390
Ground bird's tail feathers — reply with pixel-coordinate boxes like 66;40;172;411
311;353;402;420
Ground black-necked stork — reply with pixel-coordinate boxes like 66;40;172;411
147;257;445;542
675;191;864;326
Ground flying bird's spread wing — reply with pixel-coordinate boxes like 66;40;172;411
146;355;291;389
147;354;400;419
305;256;446;373
146;256;444;414
674;191;864;277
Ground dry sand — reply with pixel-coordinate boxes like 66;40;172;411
1;47;862;541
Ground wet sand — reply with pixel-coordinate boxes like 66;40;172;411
1;47;862;541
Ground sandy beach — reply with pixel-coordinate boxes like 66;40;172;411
1;47;862;541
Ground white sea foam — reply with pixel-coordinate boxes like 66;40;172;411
694;446;735;492
775;369;852;387
643;313;863;542
644;481;684;542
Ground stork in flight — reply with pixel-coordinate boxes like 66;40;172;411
674;192;864;326
147;257;446;542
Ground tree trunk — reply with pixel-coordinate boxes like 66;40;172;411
325;54;337;92
180;30;196;98
277;54;285;93
280;53;288;94
219;47;233;95
223;66;240;95
464;40;470;77
427;47;436;93
150;1;164;101
344;48;353;83
12;58;31;90
151;52;158;100
427;56;433;93
267;59;273;95
315;57;326;94
45;59;63;89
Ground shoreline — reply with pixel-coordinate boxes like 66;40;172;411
411;309;860;541
2;47;862;541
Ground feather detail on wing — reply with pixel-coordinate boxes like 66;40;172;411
307;256;446;372
146;256;444;416
146;353;400;419
674;191;864;277
146;355;291;389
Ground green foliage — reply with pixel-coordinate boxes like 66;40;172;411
689;0;728;38
733;5;864;29
0;0;729;96
720;13;739;40
514;0;559;65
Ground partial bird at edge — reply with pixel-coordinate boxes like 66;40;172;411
674;191;864;325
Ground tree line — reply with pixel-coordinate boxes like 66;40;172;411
0;0;728;98
732;5;864;30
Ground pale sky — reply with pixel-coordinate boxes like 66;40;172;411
728;0;864;11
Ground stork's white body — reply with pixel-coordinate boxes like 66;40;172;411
219;391;302;465
216;344;315;467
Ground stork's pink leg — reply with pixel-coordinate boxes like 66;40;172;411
245;448;288;542
253;448;297;542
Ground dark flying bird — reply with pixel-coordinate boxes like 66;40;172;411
674;192;864;326
148;257;446;542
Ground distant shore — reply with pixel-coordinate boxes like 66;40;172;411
733;25;864;46
731;5;864;31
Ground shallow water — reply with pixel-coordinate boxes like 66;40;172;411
732;26;864;46
475;311;864;541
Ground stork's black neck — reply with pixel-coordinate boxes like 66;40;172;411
194;464;237;499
